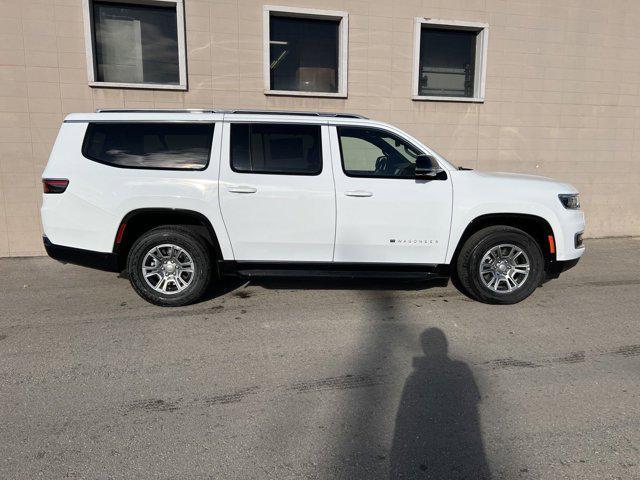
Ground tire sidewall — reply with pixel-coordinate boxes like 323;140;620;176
127;228;211;307
467;230;544;304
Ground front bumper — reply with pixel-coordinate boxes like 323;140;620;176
556;209;585;261
545;257;581;280
43;236;120;272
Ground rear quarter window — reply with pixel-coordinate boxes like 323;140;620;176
82;122;214;170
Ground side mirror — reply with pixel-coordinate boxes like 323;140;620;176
415;154;443;179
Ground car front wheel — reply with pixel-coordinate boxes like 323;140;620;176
456;226;545;304
127;226;212;307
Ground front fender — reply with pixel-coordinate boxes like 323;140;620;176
445;203;563;263
445;169;584;263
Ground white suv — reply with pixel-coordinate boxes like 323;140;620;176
41;109;585;306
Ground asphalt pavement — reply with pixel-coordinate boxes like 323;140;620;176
0;237;639;479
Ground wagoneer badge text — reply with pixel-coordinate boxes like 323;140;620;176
390;239;439;245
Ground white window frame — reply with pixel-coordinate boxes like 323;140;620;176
82;0;187;90
412;18;488;103
263;5;348;98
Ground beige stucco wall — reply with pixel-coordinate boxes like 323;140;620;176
1;0;639;257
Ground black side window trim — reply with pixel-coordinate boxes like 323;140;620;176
337;125;429;180
81;122;215;171
230;122;323;176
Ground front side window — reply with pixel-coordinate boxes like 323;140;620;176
338;127;423;179
82;123;214;170
265;6;348;96
230;123;322;175
413;19;488;101
85;0;186;89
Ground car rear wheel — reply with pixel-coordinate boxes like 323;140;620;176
127;226;213;306
456;226;545;304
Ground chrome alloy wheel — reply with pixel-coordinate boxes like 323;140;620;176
479;243;530;293
142;244;195;295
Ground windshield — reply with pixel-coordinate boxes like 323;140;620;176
384;127;458;170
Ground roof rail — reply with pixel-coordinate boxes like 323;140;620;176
95;108;368;119
96;108;219;113
229;110;368;119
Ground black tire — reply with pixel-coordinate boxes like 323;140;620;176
449;266;473;300
127;226;213;307
456;226;545;305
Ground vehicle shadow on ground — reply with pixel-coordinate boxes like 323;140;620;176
119;270;454;305
249;276;450;292
389;327;491;479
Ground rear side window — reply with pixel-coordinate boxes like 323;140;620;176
230;123;322;175
82;123;214;170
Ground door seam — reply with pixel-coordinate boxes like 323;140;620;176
217;118;237;260
328;125;338;262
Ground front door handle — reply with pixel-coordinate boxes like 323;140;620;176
345;190;373;197
227;185;257;194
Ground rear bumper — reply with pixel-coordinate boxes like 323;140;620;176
43;236;120;272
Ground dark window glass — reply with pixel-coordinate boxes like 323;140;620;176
419;27;477;98
93;1;179;84
83;123;214;170
231;124;322;175
338;127;423;179
269;15;339;93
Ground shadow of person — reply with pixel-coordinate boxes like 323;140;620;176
390;328;491;479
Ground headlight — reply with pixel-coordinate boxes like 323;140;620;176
558;193;580;209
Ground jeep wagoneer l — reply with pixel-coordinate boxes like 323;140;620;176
41;110;585;306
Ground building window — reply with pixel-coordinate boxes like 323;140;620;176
230;124;322;175
412;19;488;102
263;6;348;98
82;0;187;90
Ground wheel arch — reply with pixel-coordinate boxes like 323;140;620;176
113;208;224;271
448;213;557;269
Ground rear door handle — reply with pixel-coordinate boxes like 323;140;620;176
227;185;257;194
345;190;373;197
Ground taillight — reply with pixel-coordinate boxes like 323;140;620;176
115;223;127;244
43;179;69;194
